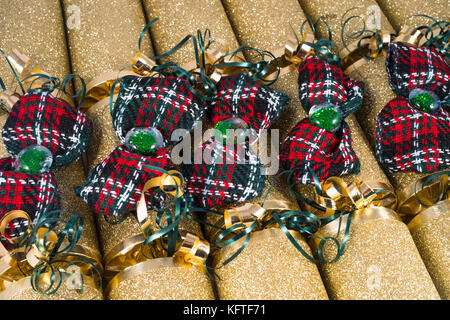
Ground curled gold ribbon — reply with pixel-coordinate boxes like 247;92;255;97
340;29;392;74
174;230;210;270
213;200;296;244
0;210;103;297
4;50;74;106
135;170;184;234
0;90;20;113
314;178;398;218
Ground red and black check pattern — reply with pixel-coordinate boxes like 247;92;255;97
75;145;170;217
182;137;266;208
280;119;360;184
386;42;450;104
210;73;289;138
2;90;93;168
298;56;364;117
0;157;60;242
375;96;450;173
112;76;207;146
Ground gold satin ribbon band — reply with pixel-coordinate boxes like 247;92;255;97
314;178;397;218
407;199;450;232
392;25;429;47
84;70;140;109
311;206;402;248
397;173;449;217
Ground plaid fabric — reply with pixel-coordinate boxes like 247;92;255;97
2;90;93;168
280;119;360;184
182;137;266;208
75;145;171;217
0;157;60;242
210;73;289;138
375;96;450;173
386;43;450;106
297;55;364;117
112;76;207;147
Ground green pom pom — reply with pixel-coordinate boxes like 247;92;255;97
310;108;342;131
129;131;157;155
18;148;47;173
410;92;435;113
215;118;250;143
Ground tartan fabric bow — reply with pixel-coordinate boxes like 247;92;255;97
77;75;207;218
280;55;363;184
209;73;289;140
2;89;93;168
375;43;450;174
182;137;266;208
112;75;207;146
0;157;60;246
75;145;170;218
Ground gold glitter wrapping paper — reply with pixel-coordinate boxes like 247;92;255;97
62;0;153;91
0;0;103;299
376;0;449;30
316;216;440;299
213;228;329;300
0;277;102;300
142;0;240;65
297;0;434;193
408;200;450;299
222;0;390;203
107;257;214;299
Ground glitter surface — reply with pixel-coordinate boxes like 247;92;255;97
62;0;153;90
0;0;71;85
317;218;440;299
107;258;214;300
409;208;450;299
142;0;240;65
0;277;102;300
376;0;449;30
214;228;329;299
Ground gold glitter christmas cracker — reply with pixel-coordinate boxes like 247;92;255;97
376;0;449;30
311;208;440;299
62;0;215;299
407;199;450;299
140;0;331;300
0;0;103;299
296;0;442;299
